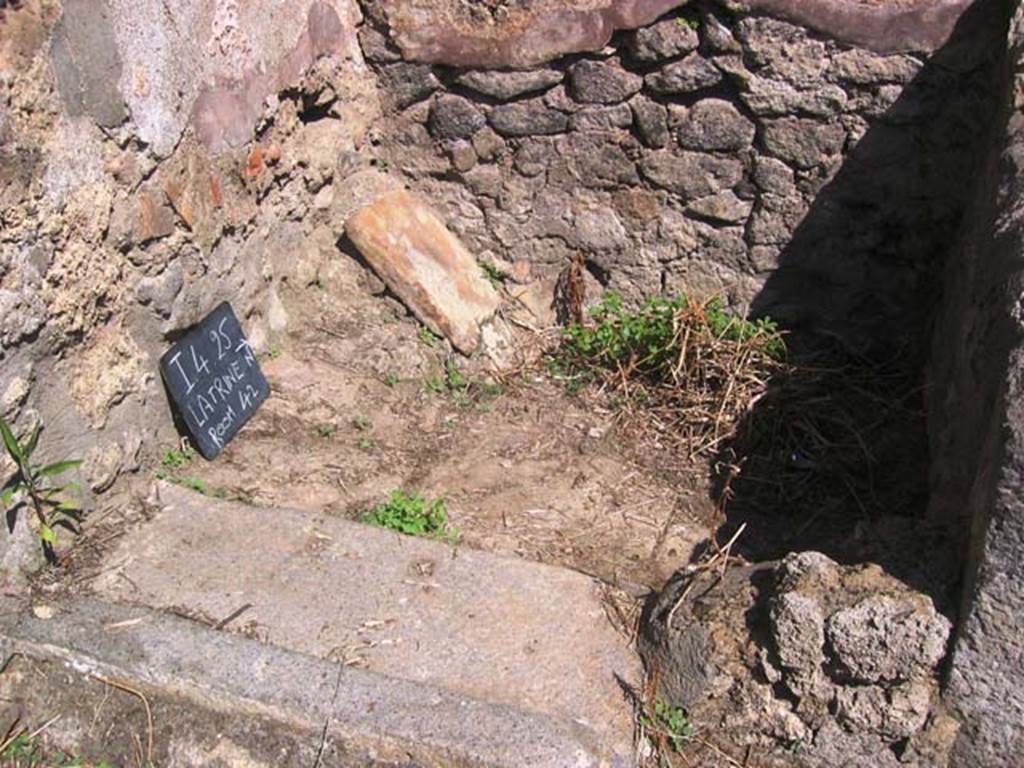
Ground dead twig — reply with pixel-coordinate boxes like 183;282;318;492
92;674;153;767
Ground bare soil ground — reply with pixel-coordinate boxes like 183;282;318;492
62;255;714;599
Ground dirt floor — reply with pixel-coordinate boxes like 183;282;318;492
56;254;715;601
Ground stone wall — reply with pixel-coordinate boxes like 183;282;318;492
928;2;1024;765
366;0;1005;362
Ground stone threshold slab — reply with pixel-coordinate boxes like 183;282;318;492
85;482;638;763
0;596;625;767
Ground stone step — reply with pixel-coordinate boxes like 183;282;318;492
5;482;639;766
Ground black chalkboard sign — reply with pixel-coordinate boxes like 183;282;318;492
160;302;270;460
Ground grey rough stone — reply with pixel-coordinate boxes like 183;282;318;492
826;595;950;684
135;262;184;317
810;722;902;768
428;94;486;140
569;104;633;132
568;60;643;104
771;592;825;675
830;49;922;85
834;681;932;740
627;17;699;62
574;206;629;251
748;195;807;244
640;151;742;201
379;62;440;108
701;12;742;53
50;0;127;128
687;190;753;224
735;16;827;88
471;127;506;161
630;98;669;148
514;139;558;177
761;118;846;169
566;134;639;188
462;165;503;198
456;69;563;100
676;99;755;152
488;98;569;137
644;53;722;95
752;156;797;196
739;75;848;117
448;141;477;173
358;25;401;62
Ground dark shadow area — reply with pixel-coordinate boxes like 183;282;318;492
712;0;1013;612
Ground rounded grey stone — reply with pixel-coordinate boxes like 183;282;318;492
628;17;699;62
644;53;722;95
568;60;643;104
488;98;569;137
428;95;487;140
676;99;755;152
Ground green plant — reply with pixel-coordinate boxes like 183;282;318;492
417;326;438;348
1;729;119;767
676;10;700;30
352;415;371;432
384;373;399;387
315;423;337;439
160;444;195;470
356;437;375;452
0;417;83;560
361;490;457;542
480;262;508;287
563;293;784;381
641;699;694;756
425;361;505;408
265;346;282;360
555;292;786;457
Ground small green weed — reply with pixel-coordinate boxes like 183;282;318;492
417;326;438;348
160;444;195;470
159;474;228;500
480;262;508;287
676;9;700;30
361;490;458;542
424;361;504;408
315;423;337;439
352;415;371;432
384;374;399;387
1;729;119;767
0;416;83;561
265;346;282;360
356;437;375;452
562;293;784;382
641;699;694;758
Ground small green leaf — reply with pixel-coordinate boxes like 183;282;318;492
1;487;15;507
0;417;23;464
23;423;41;459
39;524;56;544
37;459;83;478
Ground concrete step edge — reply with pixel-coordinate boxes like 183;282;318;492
0;596;629;768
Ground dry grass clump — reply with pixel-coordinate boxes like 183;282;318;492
553;292;927;552
554;292;787;458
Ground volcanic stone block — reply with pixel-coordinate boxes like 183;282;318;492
456;69;564;100
568;59;643;104
488;97;569;137
676;99;756;152
644;53;722;95
628;16;699;62
428;94;486;139
345;189;500;354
